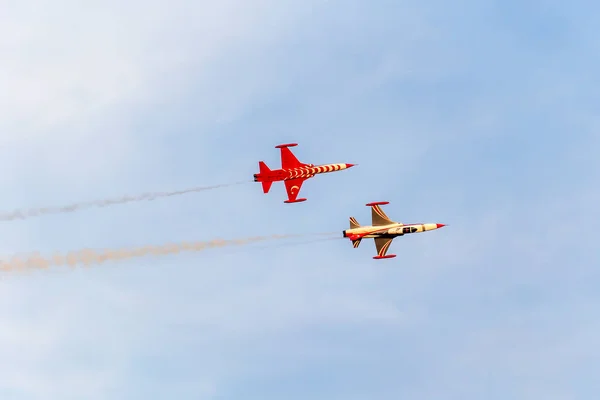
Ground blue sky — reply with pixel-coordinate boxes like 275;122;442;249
1;0;598;399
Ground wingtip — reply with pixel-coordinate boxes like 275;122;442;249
275;143;298;148
373;254;396;259
365;201;390;206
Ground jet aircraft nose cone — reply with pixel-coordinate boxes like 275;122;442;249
346;163;356;168
436;223;445;228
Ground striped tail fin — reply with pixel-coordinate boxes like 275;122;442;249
352;238;362;248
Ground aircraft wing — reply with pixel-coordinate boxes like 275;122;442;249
284;178;306;202
374;237;394;257
277;144;307;169
367;202;397;226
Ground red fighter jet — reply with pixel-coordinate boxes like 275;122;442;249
253;143;356;203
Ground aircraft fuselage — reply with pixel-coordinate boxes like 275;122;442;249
343;223;444;240
254;163;354;183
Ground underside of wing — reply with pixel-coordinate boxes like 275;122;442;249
374;237;394;257
284;178;306;202
280;147;306;169
371;204;395;226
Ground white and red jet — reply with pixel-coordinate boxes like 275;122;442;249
343;202;445;259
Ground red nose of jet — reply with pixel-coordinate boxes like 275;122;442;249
436;223;445;228
346;163;356;168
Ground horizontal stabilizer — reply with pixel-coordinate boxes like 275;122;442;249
349;216;360;229
258;161;273;193
352;238;362;248
261;181;273;193
258;161;271;174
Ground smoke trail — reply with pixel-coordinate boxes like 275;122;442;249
223;235;344;255
0;180;251;221
0;232;337;273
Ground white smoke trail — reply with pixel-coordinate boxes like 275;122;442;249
0;232;337;274
0;180;250;221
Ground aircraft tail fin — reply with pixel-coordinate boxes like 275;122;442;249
349;216;361;229
258;161;273;193
258;161;271;174
352;238;362;248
